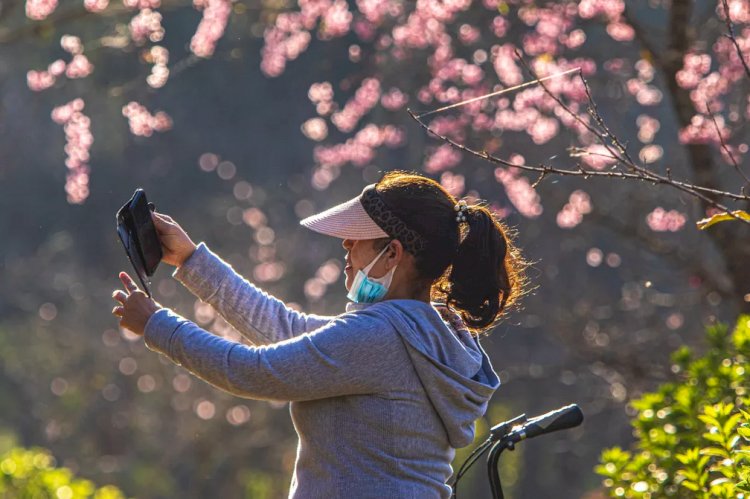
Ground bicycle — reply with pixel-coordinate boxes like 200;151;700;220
451;404;584;498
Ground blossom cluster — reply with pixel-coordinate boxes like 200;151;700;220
556;190;592;229
27;36;93;92
424;144;462;173
190;0;232;57
146;46;170;88
494;161;543;218
261;0;355;77
26;0;57;20
331;78;381;132
313;124;404;170
129;8;164;45
51;99;93;204
83;0;108;12
304;259;342;301
121;102;173;137
646;207;687;232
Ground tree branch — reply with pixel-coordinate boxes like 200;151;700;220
720;0;750;80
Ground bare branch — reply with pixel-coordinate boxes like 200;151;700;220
706;100;750;188
408;65;750;227
720;0;750;80
407;108;749;204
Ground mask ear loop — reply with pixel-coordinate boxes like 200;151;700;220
362;242;390;276
362;239;395;277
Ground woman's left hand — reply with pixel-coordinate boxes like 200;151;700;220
112;272;162;336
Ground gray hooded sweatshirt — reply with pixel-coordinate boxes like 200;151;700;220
144;243;500;498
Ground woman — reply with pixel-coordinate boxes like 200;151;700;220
112;171;525;498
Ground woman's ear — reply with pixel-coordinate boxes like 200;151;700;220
386;239;404;269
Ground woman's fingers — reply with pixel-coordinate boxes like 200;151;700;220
151;213;171;232
112;305;124;317
112;290;128;304
119;272;139;293
152;212;175;224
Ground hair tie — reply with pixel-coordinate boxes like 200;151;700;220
454;200;469;223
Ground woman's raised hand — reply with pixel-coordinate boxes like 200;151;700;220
112;272;161;335
151;211;197;267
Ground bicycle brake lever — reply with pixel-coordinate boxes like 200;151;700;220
489;413;527;441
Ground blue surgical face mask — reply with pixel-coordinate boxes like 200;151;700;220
346;243;397;303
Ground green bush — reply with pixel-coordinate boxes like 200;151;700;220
0;446;125;499
597;315;750;498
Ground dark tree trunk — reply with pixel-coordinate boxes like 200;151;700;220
662;0;750;313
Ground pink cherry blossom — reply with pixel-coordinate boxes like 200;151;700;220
123;0;160;9
65;54;93;79
458;24;480;45
494;167;543;218
676;53;712;89
646;207;687;232
27;70;56;91
301;118;329;141
60;35;83;55
578;144;618;170
51;99;92;204
331;78;380;132
679;113;730;145
606;22;634;42
84;0;109;12
129;9;164;45
491;16;508;38
440;171;465;197
190;0;231;57
556;189;592;229
26;0;57;20
492;44;523;86
356;0;392;24
313;124;402;170
638;144;663;164
380;88;408;110
636;114;660;143
424;144;462;173
320;0;352;39
527;116;559;144
122;101;172;137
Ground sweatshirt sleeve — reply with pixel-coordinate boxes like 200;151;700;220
172;242;335;345
143;307;406;402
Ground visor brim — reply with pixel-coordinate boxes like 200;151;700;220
300;195;389;240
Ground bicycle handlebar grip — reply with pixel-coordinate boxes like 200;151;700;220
508;404;583;443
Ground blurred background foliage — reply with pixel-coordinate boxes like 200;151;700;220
0;0;748;497
597;315;750;498
0;442;125;499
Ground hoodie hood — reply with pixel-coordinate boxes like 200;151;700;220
347;300;500;448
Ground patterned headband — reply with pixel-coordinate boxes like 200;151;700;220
359;185;428;255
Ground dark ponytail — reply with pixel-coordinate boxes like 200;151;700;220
446;206;517;331
375;171;527;334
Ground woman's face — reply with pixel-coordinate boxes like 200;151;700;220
342;238;390;291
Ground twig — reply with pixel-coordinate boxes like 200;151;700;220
706;100;750;188
720;0;750;80
512;49;629;167
408;82;750;226
413;67;580;119
511;51;749;223
407;108;749;204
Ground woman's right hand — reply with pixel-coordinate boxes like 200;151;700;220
151;211;197;268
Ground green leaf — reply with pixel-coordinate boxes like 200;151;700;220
700;447;728;458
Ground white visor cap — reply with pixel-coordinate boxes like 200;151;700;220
300;193;390;240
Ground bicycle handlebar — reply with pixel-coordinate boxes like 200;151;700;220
503;403;583;445
452;403;584;499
